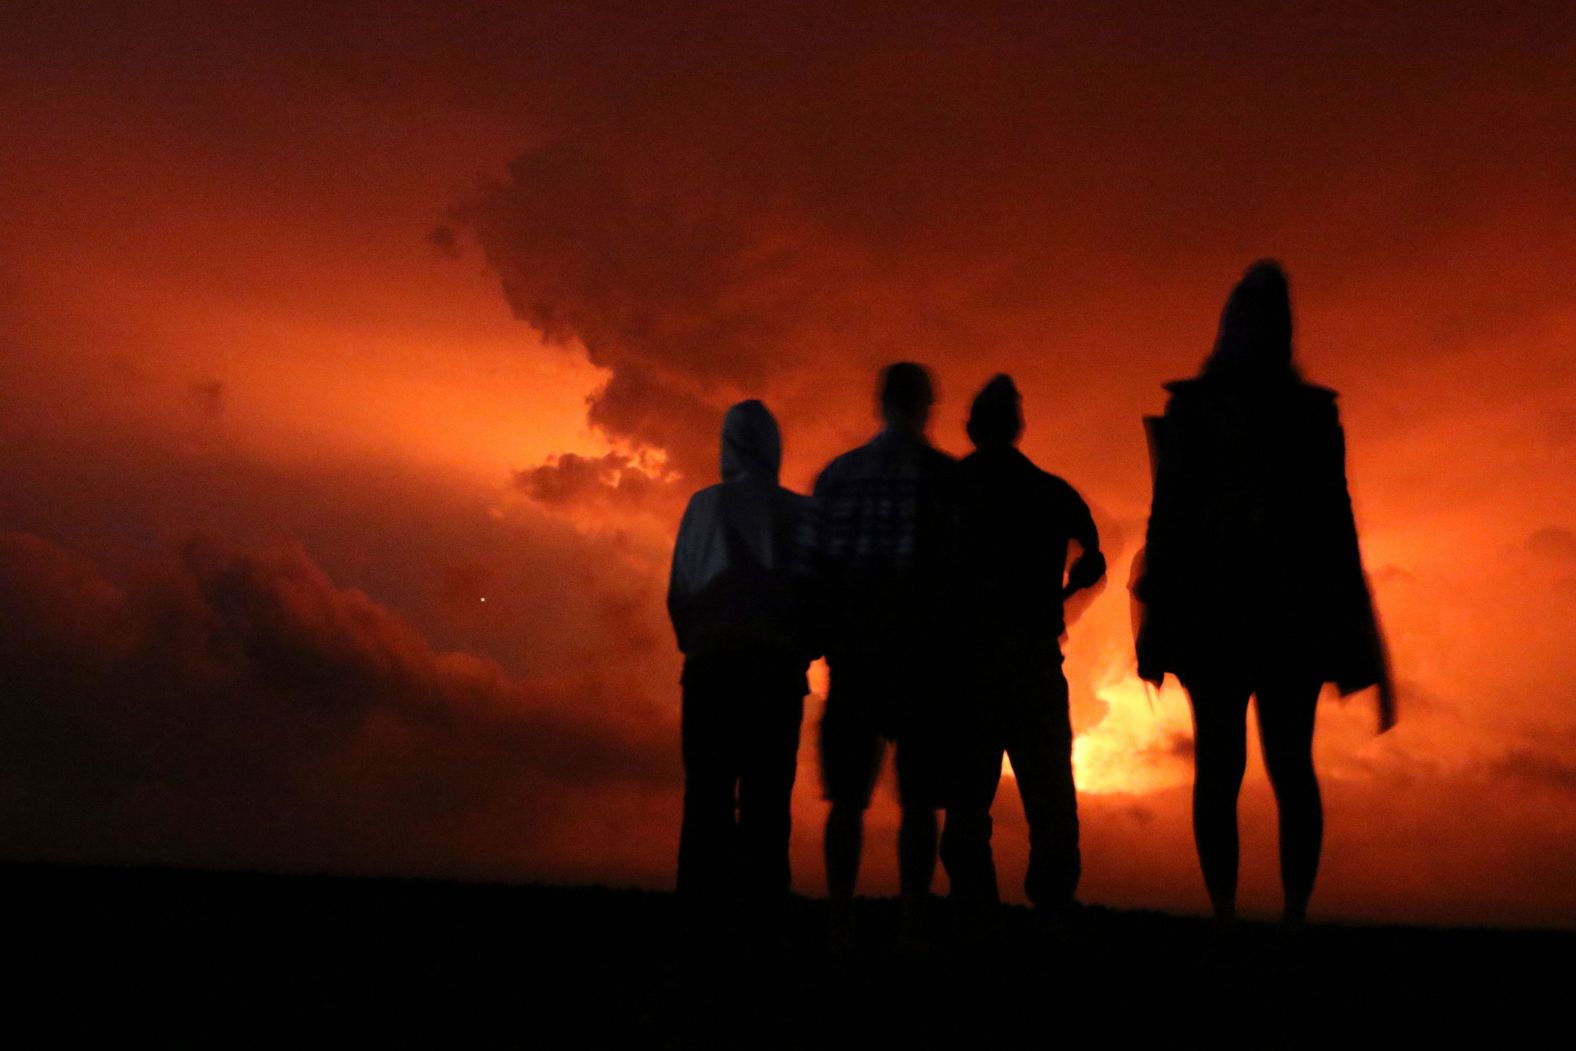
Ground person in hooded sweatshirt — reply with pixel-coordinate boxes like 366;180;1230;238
940;374;1105;924
1134;259;1394;929
668;400;818;927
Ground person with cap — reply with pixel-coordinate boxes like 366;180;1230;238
939;374;1105;927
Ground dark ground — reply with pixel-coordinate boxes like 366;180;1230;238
4;862;1570;1046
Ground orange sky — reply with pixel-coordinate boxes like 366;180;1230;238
1;2;1574;926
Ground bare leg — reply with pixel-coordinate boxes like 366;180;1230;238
1257;680;1323;926
825;801;863;902
897;807;937;945
1184;679;1251;922
824;802;862;950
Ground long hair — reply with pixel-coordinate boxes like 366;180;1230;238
1202;259;1299;381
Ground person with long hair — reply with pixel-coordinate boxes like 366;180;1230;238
1135;260;1394;928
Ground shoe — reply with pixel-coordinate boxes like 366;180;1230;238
828;899;856;957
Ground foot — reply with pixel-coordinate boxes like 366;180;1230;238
828;899;856;957
948;897;1004;951
1029;898;1086;948
897;896;934;955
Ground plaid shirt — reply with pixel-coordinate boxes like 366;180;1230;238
812;429;959;655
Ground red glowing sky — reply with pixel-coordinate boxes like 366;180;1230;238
1;3;1574;925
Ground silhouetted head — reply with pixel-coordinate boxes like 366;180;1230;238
1204;259;1298;381
878;361;934;435
966;373;1023;450
720;399;781;483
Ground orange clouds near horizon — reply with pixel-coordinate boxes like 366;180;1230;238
2;2;1574;927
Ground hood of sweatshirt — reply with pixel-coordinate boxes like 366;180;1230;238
719;399;782;483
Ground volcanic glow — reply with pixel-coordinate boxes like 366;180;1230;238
1072;673;1195;797
2;3;1575;927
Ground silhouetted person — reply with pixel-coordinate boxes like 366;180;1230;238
669;400;817;934
1135;260;1394;928
940;375;1105;924
814;362;958;948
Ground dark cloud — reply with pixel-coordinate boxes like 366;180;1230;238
514;450;668;510
0;530;679;878
457;2;1576;493
459;139;807;485
1526;527;1576;562
189;379;225;416
1488;749;1576;796
427;224;460;257
1543;408;1576;447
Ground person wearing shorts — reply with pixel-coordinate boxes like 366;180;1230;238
812;362;959;947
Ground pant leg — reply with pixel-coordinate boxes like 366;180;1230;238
938;702;1005;906
1005;658;1080;908
677;664;740;901
737;686;806;900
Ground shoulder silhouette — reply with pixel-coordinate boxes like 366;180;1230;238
1134;259;1392;930
668;398;815;943
941;373;1103;916
814;361;960;951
